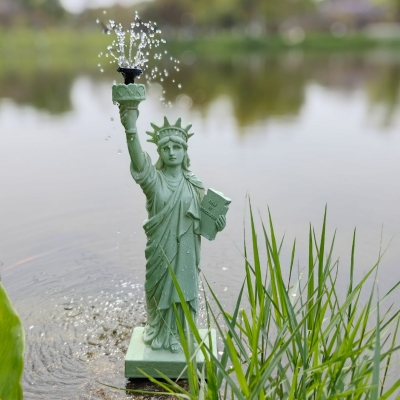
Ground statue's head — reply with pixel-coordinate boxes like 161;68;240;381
147;117;193;171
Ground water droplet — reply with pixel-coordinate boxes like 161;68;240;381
96;19;99;23
103;10;106;14
118;150;121;154
110;117;114;121
178;84;182;88
100;68;104;72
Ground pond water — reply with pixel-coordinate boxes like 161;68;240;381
1;49;400;398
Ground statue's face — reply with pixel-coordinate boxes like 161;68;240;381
160;140;185;167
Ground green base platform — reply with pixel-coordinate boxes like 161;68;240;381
125;327;217;378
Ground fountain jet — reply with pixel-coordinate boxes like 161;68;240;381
117;67;143;85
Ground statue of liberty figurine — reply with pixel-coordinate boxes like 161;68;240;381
119;104;226;353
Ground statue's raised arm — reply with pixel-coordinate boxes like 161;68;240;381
119;104;145;172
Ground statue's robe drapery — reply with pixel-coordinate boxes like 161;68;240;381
131;153;204;350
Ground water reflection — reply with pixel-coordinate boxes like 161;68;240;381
167;56;307;126
1;51;399;127
0;71;74;114
367;64;400;127
1;49;400;399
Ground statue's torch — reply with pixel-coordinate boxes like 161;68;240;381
112;67;146;133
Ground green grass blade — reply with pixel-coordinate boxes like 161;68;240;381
249;202;263;308
381;315;400;396
203;276;250;362
379;378;400;400
139;368;194;398
370;280;400;314
287;238;296;291
307;224;315;332
226;334;250;397
262;219;282;328
371;293;381;400
249;300;319;399
347;229;356;324
288;365;300;400
318;206;327;298
102;381;192;399
215;281;245;388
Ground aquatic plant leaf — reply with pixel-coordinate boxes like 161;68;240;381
0;281;24;400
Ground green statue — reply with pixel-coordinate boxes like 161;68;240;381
116;90;227;353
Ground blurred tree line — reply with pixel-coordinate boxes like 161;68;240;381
137;0;316;34
1;0;398;31
0;0;66;27
136;0;399;34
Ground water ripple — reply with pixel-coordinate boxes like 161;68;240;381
22;279;146;399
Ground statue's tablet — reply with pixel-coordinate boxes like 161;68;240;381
200;189;231;241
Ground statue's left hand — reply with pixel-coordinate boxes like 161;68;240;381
215;215;226;232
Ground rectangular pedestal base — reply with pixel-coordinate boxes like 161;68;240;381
125;327;217;378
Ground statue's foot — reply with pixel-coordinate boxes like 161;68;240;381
145;337;162;350
170;342;182;353
150;338;162;350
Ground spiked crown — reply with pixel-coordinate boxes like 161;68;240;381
146;117;194;146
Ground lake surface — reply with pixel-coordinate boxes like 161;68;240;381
1;49;400;398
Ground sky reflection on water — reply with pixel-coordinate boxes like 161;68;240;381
1;52;400;398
